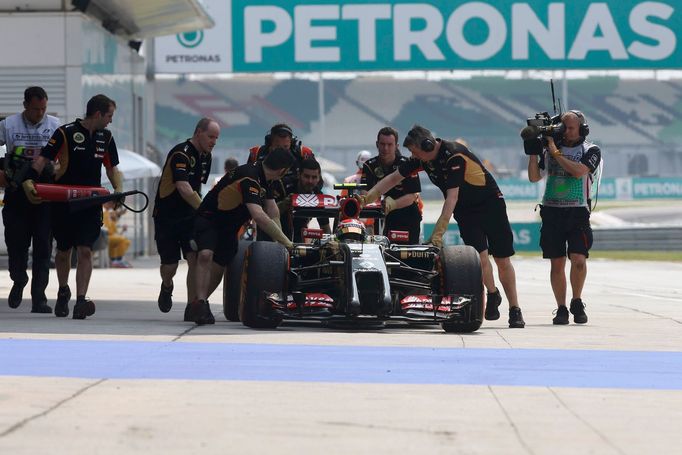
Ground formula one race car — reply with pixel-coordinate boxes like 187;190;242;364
223;184;484;333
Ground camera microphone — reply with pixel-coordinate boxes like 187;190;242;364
524;138;544;156
520;125;540;141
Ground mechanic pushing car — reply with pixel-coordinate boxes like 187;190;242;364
361;127;422;244
247;123;316;240
153;117;216;319
356;125;525;329
276;158;331;242
189;147;295;325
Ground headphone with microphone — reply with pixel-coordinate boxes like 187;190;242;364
264;124;295;147
568;110;590;138
407;130;435;152
420;137;435;152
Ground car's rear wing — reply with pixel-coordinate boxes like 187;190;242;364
290;193;384;219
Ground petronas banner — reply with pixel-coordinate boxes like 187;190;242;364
156;0;682;73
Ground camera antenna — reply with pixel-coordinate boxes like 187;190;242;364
550;79;558;115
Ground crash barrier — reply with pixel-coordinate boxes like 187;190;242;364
423;223;682;251
591;227;682;251
421;178;682;202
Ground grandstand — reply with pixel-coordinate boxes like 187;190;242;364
155;76;682;179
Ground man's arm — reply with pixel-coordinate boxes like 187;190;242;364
428;187;459;247
546;137;590;178
175;180;202;209
528;155;543;182
246;202;292;248
0;119;7;146
392;193;418;209
263;197;280;220
106;166;124;192
362;170;404;205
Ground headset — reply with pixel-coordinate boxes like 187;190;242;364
264;124;295;147
407;130;435;152
568;110;590;138
420;137;435;152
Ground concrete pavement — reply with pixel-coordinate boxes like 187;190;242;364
1;256;681;454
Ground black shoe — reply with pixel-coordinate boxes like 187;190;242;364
508;306;525;328
73;297;96;320
31;301;53;314
552;305;569;325
183;302;193;322
55;285;71;318
158;283;173;313
192;300;215;326
485;289;502;321
570;298;588;324
8;280;27;309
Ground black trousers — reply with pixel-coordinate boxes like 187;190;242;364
2;196;52;305
384;203;422;244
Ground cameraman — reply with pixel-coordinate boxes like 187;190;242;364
527;110;601;325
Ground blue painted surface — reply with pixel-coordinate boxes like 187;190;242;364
1;339;681;390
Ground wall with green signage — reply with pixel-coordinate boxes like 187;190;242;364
229;0;681;72
423;222;541;251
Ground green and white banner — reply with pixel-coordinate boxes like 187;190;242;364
423;222;541;251
156;0;682;73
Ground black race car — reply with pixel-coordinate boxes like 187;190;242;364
223;185;484;333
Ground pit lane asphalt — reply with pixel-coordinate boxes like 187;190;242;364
1;256;681;454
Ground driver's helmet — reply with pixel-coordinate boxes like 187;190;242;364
335;219;367;243
355;150;372;170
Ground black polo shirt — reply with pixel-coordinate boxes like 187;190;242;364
362;154;421;200
40;119;119;187
153;140;211;220
398;139;502;208
199;162;274;228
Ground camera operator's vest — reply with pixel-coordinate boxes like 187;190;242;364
1;113;60;189
543;140;599;208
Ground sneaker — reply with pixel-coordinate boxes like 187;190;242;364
8;280;27;309
192;299;215;326
31;301;53;314
158;283;173;313
570;298;588;324
183;302;193;322
73;297;96;320
485;289;502;321
508;306;525;328
552;305;569;325
55;285;71;318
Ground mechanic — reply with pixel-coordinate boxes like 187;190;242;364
357;125;525;329
224;156;238;173
344;150;371;186
277;158;331;242
340;150;374;232
0;86;60;313
23;94;123;320
361;127;422;244
190;148;295;325
247;123;315;240
153;117;217;318
527;110;600;325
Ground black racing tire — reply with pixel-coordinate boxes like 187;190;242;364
438;245;484;333
239;241;288;329
223;240;250;322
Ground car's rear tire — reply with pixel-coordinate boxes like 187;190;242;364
239;241;287;329
438;245;484;333
223;240;250;321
